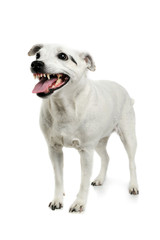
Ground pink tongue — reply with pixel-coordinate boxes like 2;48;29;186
32;79;56;93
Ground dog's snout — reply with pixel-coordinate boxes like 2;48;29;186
31;61;44;73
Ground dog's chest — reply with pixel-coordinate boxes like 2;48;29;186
50;121;82;149
41;100;85;149
50;107;82;148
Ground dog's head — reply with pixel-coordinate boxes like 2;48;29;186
28;44;96;98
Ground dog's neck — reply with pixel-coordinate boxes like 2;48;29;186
48;76;93;121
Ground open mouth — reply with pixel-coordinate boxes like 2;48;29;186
32;73;70;98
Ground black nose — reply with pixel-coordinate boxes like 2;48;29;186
31;61;44;73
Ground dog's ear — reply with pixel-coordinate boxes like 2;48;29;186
28;44;43;56
80;53;96;71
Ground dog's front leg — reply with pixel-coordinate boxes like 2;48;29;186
69;149;93;213
48;146;64;210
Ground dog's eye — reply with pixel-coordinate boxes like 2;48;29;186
57;52;68;61
36;53;40;59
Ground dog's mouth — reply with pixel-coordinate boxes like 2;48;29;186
32;73;70;98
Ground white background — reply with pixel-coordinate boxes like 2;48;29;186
0;0;160;239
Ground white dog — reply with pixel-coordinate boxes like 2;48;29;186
28;44;139;213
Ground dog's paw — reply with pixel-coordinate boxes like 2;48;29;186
129;184;139;195
48;201;63;211
129;187;139;195
91;178;103;186
69;200;85;213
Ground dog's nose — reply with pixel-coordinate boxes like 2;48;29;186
31;61;44;72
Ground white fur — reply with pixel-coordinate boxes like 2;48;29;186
29;44;139;213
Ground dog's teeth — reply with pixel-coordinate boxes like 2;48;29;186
33;74;36;79
55;79;62;86
58;74;62;79
40;74;42;77
47;74;50;79
43;74;46;77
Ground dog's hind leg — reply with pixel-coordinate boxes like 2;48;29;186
117;105;139;195
91;137;110;186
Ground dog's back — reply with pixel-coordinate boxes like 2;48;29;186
93;80;133;121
